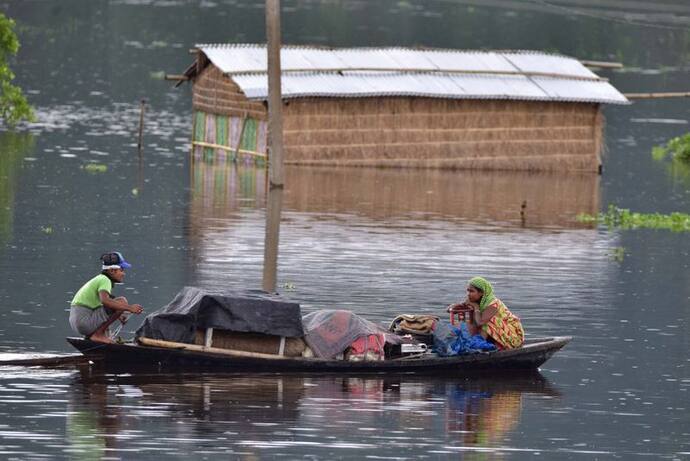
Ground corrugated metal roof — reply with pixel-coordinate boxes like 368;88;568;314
195;44;629;105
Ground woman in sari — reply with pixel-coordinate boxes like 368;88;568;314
448;277;524;350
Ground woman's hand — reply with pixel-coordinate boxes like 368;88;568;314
447;302;473;313
446;302;464;312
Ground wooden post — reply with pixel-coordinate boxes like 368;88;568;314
205;328;214;348
266;0;284;187
262;186;283;292
234;112;248;162
262;0;284;293
137;99;146;156
593;109;604;174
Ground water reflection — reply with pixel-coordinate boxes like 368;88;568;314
187;156;616;324
191;159;600;228
66;378;120;460
70;368;559;458
0;132;35;245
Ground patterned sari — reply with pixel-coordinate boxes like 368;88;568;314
469;277;525;350
481;298;524;350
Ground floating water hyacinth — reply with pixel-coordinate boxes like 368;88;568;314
577;205;690;232
282;282;296;291
83;163;107;173
609;246;626;262
652;135;690;184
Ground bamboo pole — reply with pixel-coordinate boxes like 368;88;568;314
164;74;189;81
137;99;146;155
191;141;266;158
262;186;283;293
266;0;284;187
580;60;623;69
137;336;294;360
226;67;609;82
624;92;690;100
263;0;284;294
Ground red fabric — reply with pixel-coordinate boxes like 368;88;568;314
349;334;385;356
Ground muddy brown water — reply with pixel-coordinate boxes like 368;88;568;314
0;1;688;459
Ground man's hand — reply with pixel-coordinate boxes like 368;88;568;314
129;304;144;314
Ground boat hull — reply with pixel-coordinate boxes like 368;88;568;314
66;336;571;374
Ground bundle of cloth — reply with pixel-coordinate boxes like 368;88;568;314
433;321;496;356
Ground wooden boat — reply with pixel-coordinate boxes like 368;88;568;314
66;335;571;374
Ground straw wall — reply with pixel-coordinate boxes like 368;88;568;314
193;65;266;120
282;98;603;172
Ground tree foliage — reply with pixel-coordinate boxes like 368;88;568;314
0;13;34;127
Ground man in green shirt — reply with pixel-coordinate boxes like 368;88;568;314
69;252;144;343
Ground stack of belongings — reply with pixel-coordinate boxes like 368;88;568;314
386;314;439;357
135;286;307;356
302;310;402;361
389;314;439;345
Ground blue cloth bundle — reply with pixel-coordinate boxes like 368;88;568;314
433;321;497;357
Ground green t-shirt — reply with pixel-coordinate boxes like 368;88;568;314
71;274;112;309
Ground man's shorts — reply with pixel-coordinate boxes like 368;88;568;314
69;305;114;336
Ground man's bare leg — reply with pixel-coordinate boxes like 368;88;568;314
89;312;122;344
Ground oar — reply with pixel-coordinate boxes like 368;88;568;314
0;353;89;367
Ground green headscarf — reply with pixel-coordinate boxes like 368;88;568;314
469;276;496;312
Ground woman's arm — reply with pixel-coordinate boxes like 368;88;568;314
473;303;498;326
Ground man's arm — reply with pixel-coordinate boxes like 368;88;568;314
99;291;143;314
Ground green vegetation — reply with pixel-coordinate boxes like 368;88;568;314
652;133;690;164
0;13;34;126
83;163;108;173
577;205;690;232
282;282;296;291
652;134;690;183
609;247;625;263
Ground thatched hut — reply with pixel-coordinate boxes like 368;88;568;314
179;44;628;172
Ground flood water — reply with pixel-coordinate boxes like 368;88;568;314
0;0;689;459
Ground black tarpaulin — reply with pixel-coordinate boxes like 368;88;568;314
134;286;304;344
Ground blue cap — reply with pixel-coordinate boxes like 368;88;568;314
101;251;132;270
